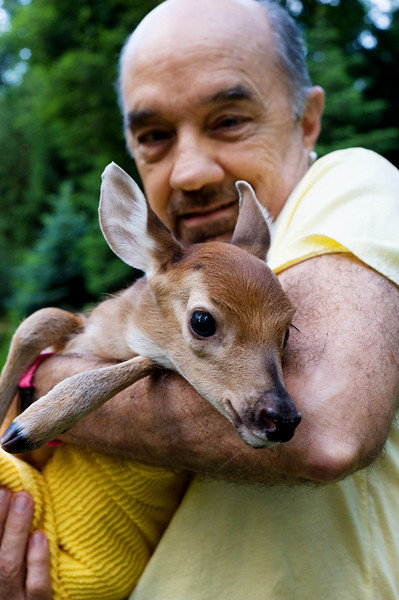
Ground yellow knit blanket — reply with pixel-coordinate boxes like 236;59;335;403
0;445;187;599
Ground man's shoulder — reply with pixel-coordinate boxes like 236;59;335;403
270;147;399;283
291;146;399;211
315;147;398;181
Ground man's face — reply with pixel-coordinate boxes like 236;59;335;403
121;1;321;246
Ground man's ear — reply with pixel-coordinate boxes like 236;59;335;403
300;86;325;154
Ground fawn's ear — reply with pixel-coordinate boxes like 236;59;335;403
99;162;183;273
231;181;272;261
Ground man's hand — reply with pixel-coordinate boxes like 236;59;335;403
0;488;52;600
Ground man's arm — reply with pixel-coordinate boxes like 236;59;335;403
35;253;399;484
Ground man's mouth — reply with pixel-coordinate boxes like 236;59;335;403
180;200;238;228
167;186;240;245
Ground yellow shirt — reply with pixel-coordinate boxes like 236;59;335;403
131;148;399;600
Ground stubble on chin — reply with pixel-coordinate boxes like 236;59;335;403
166;184;239;247
176;214;238;246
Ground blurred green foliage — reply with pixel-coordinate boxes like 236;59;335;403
0;0;398;360
300;0;399;160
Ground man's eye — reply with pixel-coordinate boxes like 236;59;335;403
211;115;251;140
214;116;248;130
137;130;171;145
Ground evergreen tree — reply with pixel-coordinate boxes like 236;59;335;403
284;0;399;160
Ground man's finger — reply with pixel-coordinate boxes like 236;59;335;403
26;531;52;600
0;488;11;541
0;491;33;573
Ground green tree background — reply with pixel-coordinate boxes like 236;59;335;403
0;0;398;360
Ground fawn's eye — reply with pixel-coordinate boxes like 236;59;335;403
283;329;290;348
190;311;216;338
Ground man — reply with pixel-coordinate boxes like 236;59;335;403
1;0;399;597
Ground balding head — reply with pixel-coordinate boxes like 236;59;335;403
125;0;266;53
120;0;312;120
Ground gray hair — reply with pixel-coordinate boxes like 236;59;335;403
258;1;312;119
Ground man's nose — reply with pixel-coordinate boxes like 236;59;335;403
170;132;224;191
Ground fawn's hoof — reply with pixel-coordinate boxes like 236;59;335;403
1;423;33;454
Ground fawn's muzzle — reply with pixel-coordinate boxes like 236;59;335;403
255;401;301;443
231;387;301;448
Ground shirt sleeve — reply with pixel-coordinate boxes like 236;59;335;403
268;148;399;286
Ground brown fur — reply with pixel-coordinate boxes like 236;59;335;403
0;165;300;454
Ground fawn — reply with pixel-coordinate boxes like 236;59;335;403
0;163;300;455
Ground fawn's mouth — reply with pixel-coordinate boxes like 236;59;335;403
222;398;300;449
237;426;280;449
222;399;273;448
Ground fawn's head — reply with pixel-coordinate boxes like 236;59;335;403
100;163;301;447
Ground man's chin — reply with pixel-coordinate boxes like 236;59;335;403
176;210;238;246
178;224;235;246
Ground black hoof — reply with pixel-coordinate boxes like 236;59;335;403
1;423;33;454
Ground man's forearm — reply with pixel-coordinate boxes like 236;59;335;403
31;255;399;486
33;354;304;484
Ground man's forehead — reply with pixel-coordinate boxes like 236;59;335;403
121;12;276;116
120;0;278;123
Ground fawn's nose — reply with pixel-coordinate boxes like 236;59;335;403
255;403;302;443
226;387;301;448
